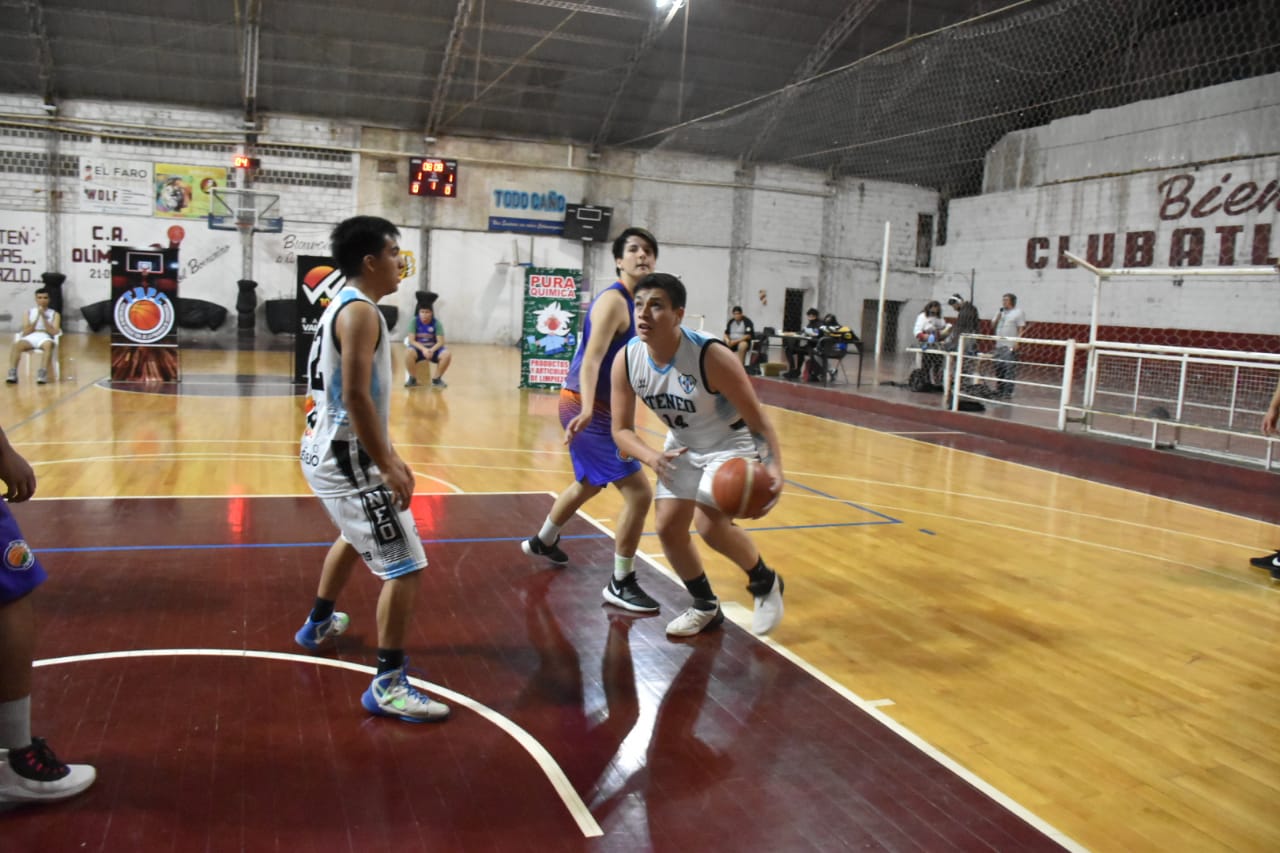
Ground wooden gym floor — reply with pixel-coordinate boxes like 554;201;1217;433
1;333;1276;852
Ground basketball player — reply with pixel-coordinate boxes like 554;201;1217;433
6;288;60;385
521;228;661;615
294;215;449;723
0;423;96;802
610;273;785;637
1248;376;1280;578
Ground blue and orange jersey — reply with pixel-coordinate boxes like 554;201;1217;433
562;281;635;416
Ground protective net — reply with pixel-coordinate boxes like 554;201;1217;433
647;0;1280;198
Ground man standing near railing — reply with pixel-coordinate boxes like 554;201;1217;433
991;293;1026;400
1248;376;1280;579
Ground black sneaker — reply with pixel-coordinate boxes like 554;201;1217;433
603;574;660;613
521;535;568;565
0;738;96;802
1249;550;1280;571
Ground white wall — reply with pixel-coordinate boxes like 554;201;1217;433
938;75;1280;335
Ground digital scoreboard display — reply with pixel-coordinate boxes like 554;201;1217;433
409;158;458;197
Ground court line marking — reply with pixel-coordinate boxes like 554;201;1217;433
718;601;1087;853
33;648;602;839
576;502;1086;852
774;403;1278;525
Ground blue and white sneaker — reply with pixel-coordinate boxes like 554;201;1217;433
361;664;450;723
293;612;350;650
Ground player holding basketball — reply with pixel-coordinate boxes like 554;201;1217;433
611;273;785;637
294;215;449;723
0;423;96;802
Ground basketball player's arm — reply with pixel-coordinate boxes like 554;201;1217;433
336;302;415;509
0;426;36;503
609;355;685;484
565;291;624;442
1263;376;1280;436
705;345;784;511
19;310;34;336
49;310;61;336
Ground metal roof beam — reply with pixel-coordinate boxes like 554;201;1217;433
22;0;55;105
507;0;645;21
743;0;884;163
589;2;682;153
425;0;476;136
237;0;262;126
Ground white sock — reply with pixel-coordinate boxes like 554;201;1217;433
537;519;562;546
613;554;634;581
0;696;32;749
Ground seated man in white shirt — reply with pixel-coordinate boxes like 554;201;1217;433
7;288;60;385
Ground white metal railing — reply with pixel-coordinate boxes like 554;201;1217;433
946;334;1080;430
1082;342;1280;469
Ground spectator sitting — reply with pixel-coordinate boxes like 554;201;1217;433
403;305;452;389
913;300;950;386
723;306;755;366
7;288;60;385
783;308;822;379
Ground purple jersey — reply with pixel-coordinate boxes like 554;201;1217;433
562;282;635;417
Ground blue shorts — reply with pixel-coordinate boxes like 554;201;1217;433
559;388;642;487
0;502;47;604
409;345;447;364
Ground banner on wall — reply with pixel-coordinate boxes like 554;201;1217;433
488;185;569;235
79;158;154;215
109;246;180;382
154;163;228;220
520;267;581;389
295;255;345;382
0;214;45;291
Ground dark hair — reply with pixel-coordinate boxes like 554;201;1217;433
806;307;819;318
1003;292;1017;306
635;272;686;310
823;313;838;326
34;287;49;296
924;299;942;315
331;215;400;279
731;305;743;313
611;227;658;262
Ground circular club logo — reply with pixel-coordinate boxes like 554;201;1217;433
114;286;176;344
4;540;34;571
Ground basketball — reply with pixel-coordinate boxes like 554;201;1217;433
711;456;774;519
128;299;163;332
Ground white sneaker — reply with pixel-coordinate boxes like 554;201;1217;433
36;368;48;384
666;604;724;637
0;738;96;803
750;572;785;635
360;664;450;723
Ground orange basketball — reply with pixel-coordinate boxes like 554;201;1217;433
128;300;162;332
711;456;775;519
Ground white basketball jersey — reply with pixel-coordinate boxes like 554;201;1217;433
624;328;749;453
300;287;393;497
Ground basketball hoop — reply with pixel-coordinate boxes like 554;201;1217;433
209;187;283;234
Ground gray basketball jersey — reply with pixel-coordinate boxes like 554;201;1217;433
300;287;392;497
623;328;747;453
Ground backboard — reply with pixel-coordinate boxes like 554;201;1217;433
209;187;283;234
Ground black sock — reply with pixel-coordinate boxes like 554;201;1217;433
376;648;404;675
746;559;775;595
683;573;718;610
309;597;335;623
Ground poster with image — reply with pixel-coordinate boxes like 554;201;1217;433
154;163;227;219
520;267;581;389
